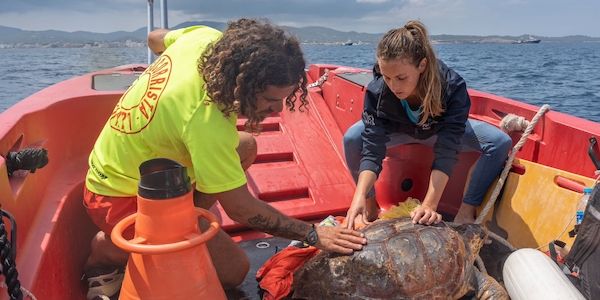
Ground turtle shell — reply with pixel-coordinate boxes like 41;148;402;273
292;217;486;299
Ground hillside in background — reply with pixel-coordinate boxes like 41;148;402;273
1;21;599;48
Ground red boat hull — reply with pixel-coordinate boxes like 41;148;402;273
0;64;598;299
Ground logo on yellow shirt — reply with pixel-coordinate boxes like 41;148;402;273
110;55;172;133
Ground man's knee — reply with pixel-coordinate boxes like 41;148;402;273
206;230;250;289
221;254;250;289
88;231;128;267
90;231;106;249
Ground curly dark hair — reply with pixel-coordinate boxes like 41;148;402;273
200;18;308;132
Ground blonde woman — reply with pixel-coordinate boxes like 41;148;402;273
344;20;511;228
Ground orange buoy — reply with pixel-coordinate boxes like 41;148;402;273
111;158;225;300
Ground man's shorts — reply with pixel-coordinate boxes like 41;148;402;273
83;186;136;239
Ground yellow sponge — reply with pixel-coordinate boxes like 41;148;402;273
378;197;421;220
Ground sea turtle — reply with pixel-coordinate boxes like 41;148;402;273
292;217;509;299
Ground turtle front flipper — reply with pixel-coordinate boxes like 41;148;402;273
472;269;509;300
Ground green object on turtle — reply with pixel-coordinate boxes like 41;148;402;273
292;217;509;299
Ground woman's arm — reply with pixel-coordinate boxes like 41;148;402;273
410;169;447;224
431;76;470;177
359;79;391;177
414;66;470;225
345;78;389;229
346;170;378;229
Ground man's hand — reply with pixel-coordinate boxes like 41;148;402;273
314;226;366;254
410;204;442;225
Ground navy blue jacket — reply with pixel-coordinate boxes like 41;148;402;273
359;60;471;177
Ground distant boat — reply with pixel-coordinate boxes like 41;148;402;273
343;40;354;46
513;36;541;44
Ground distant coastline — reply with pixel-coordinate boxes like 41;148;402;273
1;21;599;49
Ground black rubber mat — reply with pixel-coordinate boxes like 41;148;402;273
226;236;293;300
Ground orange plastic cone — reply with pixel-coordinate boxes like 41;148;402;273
111;158;226;300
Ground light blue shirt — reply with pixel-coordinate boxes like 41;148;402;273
400;99;422;124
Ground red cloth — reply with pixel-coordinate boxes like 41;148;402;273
256;216;346;300
256;246;320;300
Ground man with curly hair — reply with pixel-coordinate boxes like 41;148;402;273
82;18;366;299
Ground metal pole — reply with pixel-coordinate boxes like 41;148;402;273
160;0;168;29
147;0;155;64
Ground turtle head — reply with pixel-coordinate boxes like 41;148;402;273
451;223;487;258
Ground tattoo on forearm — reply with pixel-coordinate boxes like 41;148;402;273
247;213;309;241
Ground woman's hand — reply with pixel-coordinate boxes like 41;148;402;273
412;170;447;225
410;204;442;225
345;194;374;230
314;226;366;254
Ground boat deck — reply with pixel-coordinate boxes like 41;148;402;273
226;236;292;300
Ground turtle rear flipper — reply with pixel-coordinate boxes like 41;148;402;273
472;269;509;300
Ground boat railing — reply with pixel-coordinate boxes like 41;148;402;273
146;0;169;64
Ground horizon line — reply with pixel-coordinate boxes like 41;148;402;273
1;23;599;39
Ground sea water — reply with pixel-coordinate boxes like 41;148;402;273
1;42;599;122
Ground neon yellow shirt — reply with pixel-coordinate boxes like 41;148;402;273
86;26;247;196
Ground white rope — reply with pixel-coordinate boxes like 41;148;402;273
0;280;38;300
307;70;329;88
500;114;529;133
475;104;551;225
488;231;517;251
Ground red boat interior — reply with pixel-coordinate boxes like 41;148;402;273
0;64;599;299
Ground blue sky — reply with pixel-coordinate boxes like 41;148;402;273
1;0;599;37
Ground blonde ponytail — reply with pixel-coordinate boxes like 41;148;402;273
377;20;443;124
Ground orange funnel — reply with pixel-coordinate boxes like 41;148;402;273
112;158;225;300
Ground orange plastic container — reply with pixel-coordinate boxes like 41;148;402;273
111;159;225;300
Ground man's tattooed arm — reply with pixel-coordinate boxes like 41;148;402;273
216;184;365;254
245;202;311;241
214;184;312;240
